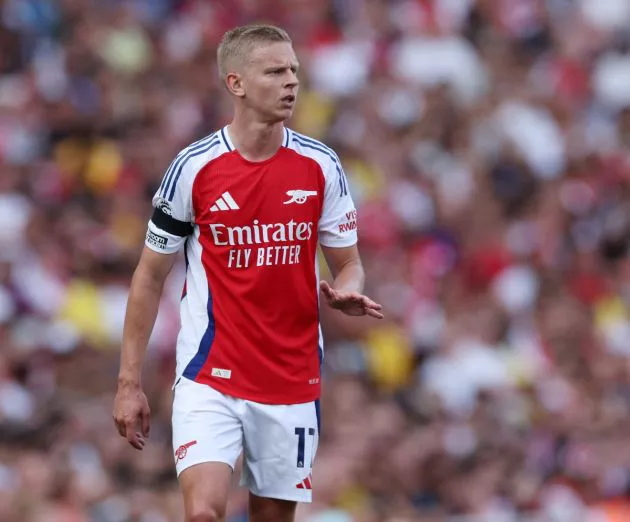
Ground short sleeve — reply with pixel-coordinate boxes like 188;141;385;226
318;156;358;248
145;153;195;254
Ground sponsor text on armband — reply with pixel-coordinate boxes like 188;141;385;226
147;230;168;250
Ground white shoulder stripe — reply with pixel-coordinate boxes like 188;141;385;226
160;132;226;201
289;131;349;197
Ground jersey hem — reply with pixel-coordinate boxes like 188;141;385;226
187;376;321;405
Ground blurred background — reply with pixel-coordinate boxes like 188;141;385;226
4;0;630;521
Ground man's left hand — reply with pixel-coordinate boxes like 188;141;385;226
320;280;384;319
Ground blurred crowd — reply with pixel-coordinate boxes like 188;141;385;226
4;0;630;521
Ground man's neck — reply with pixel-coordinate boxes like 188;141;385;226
227;114;285;162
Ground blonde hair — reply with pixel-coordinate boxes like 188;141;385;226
217;24;292;80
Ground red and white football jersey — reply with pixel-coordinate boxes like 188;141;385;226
145;126;357;404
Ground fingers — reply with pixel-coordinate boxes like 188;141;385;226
359;295;381;309
365;307;384;319
319;280;336;300
126;421;145;450
360;295;384;318
113;412;149;450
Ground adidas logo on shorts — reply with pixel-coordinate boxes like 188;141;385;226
296;474;312;490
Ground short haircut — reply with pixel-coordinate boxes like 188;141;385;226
217;24;292;80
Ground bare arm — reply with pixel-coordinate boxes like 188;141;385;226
321;244;365;293
320;245;383;319
114;246;177;449
118;246;177;385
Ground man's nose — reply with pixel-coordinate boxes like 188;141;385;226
285;71;299;88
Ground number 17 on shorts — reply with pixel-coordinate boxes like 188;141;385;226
240;400;320;502
294;427;316;489
295;427;315;468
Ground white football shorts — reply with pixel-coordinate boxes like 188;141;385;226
172;377;320;503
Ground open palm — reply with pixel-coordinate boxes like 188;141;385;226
320;280;384;319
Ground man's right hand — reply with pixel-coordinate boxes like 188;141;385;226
113;380;151;450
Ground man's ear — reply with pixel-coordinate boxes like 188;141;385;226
225;73;245;98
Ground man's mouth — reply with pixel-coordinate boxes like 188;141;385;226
281;95;296;103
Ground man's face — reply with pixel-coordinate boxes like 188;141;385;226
239;42;300;123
